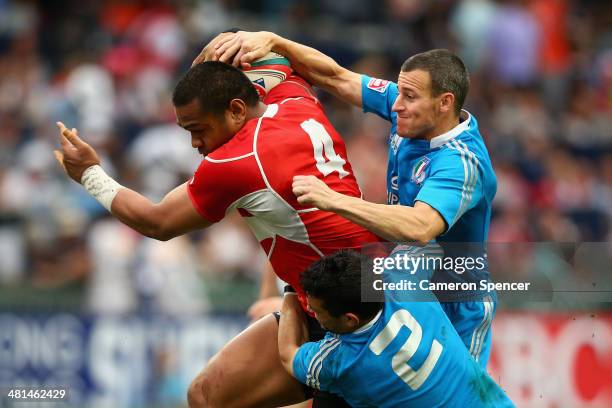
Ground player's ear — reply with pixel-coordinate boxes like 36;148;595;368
439;92;455;114
228;99;247;124
344;313;361;330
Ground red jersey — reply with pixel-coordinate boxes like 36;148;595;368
187;76;381;306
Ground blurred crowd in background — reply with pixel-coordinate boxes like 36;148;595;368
0;0;610;314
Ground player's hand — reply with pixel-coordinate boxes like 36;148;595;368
247;296;283;324
213;31;277;68
292;175;340;211
192;31;236;66
53;122;100;183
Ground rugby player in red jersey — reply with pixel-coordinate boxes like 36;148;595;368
54;60;381;407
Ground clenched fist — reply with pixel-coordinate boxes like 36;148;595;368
292;175;340;211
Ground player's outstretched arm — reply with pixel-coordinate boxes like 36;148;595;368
292;175;445;245
207;31;363;108
54;122;210;241
278;289;308;376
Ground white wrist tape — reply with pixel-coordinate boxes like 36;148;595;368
81;165;124;212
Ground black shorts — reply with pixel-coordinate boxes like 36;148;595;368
273;312;352;408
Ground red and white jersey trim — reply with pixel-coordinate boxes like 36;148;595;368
247;103;323;259
226;188;309;244
205;152;254;163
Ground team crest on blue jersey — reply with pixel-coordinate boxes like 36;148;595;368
411;157;430;185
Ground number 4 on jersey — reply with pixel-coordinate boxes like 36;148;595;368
302;119;349;178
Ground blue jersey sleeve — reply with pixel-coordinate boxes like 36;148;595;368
292;337;342;393
361;75;398;122
415;147;484;232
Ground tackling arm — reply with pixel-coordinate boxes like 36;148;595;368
272;34;362;107
292;175;446;245
209;31;363;108
278;292;309;376
331;197;446;245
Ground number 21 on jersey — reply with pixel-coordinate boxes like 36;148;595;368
369;309;443;390
301;119;349;178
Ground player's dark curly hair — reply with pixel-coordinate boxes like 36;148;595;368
172;61;259;114
401;49;469;116
300;250;383;320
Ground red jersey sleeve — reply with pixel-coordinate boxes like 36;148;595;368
264;74;319;105
187;160;233;223
187;152;264;223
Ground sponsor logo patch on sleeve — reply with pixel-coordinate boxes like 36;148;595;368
367;78;390;93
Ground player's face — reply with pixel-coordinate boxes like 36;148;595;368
392;69;441;139
175;99;241;156
307;295;355;334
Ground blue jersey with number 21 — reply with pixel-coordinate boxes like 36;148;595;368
293;296;514;407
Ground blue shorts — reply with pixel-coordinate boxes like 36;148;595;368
440;295;496;369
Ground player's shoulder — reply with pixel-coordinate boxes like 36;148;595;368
319;334;347;364
258;96;324;134
434;133;489;168
300;334;345;386
428;137;491;192
317;334;346;372
265;74;319;105
432;141;470;165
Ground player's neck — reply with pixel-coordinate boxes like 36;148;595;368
246;102;269;121
426;114;460;141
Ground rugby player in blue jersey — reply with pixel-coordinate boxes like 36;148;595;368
279;250;513;407
203;31;498;368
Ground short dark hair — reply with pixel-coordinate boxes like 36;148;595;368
401;49;469;116
172;61;259;114
300;250;383;320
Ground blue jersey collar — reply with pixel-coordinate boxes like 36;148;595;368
429;110;472;149
352;308;383;334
